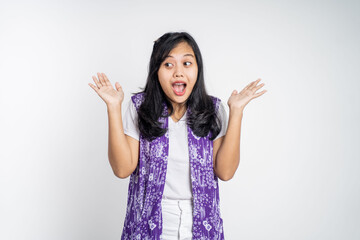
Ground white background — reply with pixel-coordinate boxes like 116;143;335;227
0;0;359;239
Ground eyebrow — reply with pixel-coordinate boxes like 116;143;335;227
166;54;195;59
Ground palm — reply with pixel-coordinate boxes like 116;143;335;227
97;85;123;104
89;73;124;106
227;78;267;111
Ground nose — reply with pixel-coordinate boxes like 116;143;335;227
174;67;184;78
175;72;183;78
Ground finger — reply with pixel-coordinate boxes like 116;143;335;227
88;83;99;93
102;72;111;86
97;72;106;86
115;82;123;91
250;78;261;88
232;90;238;95
252;82;265;92
244;81;253;90
92;75;102;88
252;89;267;99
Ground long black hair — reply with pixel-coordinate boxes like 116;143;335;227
132;31;221;142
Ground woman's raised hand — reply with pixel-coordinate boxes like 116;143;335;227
88;72;124;106
227;78;267;114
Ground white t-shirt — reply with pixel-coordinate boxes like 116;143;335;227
123;98;228;200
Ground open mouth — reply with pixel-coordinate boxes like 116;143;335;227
172;82;187;96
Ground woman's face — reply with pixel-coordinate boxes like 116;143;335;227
157;41;198;108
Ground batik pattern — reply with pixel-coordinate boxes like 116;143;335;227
121;92;225;240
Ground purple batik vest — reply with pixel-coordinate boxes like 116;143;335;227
121;92;225;240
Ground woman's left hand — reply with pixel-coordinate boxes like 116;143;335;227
227;78;267;114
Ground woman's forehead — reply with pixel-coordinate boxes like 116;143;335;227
169;42;194;55
165;53;195;59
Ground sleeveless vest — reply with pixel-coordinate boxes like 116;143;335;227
121;92;225;240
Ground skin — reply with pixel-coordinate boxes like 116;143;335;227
212;78;266;180
89;47;267;180
157;41;198;122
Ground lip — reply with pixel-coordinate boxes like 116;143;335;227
172;81;187;96
172;80;186;85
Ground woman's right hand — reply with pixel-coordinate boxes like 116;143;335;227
88;72;124;106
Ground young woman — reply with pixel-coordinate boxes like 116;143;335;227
89;32;266;240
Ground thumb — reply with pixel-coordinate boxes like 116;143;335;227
232;90;238;95
115;82;122;91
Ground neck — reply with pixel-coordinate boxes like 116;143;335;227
169;103;187;119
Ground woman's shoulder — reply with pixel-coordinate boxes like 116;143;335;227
130;92;146;110
208;94;221;102
208;95;222;110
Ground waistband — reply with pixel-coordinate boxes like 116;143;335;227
162;195;193;201
161;198;193;212
161;198;193;207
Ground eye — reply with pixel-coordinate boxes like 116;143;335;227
164;62;173;67
184;61;192;66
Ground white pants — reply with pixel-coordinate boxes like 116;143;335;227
161;198;193;240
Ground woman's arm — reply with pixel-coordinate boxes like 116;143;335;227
107;104;139;179
213;78;266;181
89;72;139;179
213;110;243;181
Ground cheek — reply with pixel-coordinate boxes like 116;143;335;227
190;69;198;82
157;71;166;84
158;73;171;92
158;69;170;79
